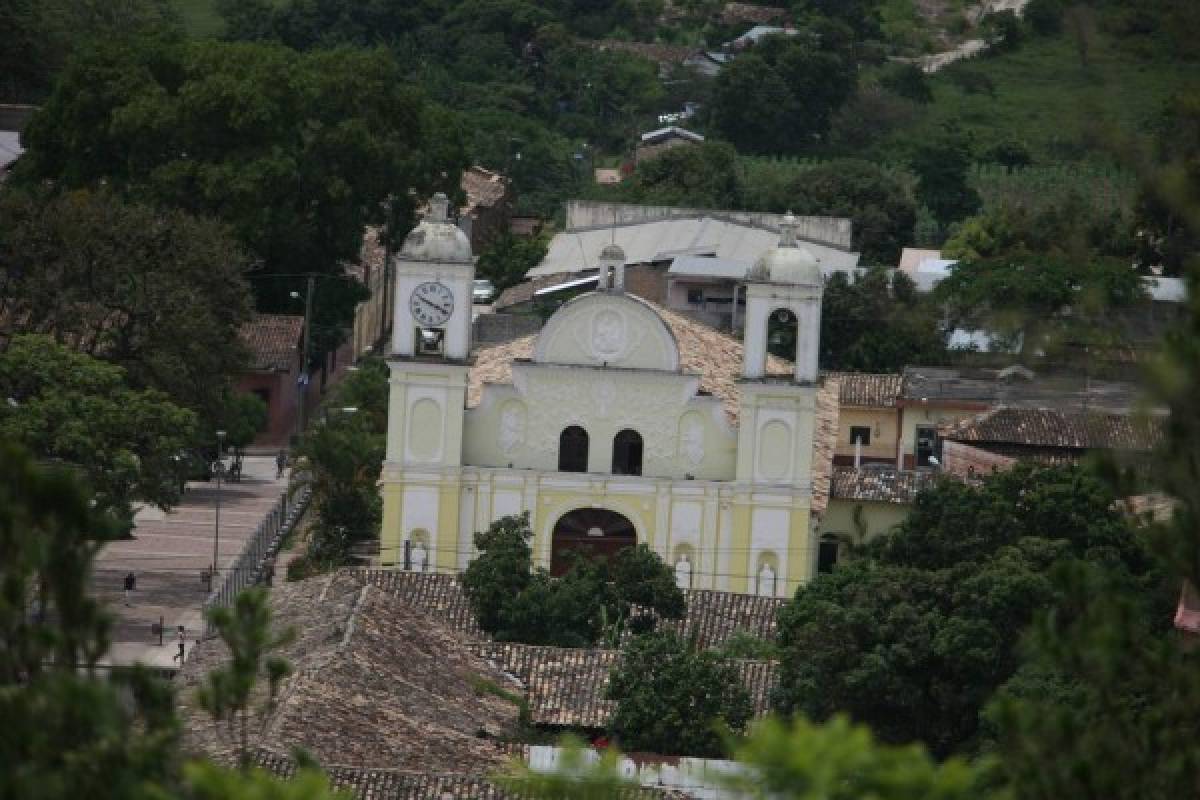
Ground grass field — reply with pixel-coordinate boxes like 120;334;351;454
872;31;1200;163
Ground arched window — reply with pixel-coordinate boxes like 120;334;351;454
558;425;589;472
817;534;842;574
611;429;643;476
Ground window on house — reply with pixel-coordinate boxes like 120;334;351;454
686;288;704;306
850;426;871;446
611;429;643;476
558;426;589;472
817;535;841;574
916;425;941;468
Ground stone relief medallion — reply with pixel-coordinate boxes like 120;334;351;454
590;309;627;361
679;415;705;465
497;402;526;453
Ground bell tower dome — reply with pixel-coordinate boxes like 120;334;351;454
742;213;824;382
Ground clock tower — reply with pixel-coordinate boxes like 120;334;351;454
380;192;474;570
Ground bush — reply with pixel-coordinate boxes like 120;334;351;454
1023;0;1064;35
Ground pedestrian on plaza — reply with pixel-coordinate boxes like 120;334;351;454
275;449;288;479
123;571;136;606
173;626;187;664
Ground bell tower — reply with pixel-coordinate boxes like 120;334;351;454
732;214;826;595
380;193;474;570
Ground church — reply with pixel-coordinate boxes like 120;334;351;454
380;194;838;597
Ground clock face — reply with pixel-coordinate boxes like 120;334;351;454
410;281;454;327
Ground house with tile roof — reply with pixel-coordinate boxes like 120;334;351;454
235;314;304;446
381;198;840;596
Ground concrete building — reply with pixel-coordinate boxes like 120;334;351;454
381;200;841;596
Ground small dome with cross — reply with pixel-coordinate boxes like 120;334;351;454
749;212;822;286
399;192;473;263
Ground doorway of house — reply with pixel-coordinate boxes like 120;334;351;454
550;508;637;575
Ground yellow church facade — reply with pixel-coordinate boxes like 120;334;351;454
380;195;838;597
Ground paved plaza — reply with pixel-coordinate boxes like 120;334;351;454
92;456;290;669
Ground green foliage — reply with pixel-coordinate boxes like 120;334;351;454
622;142;743;210
0;335;197;533
198;588;296;769
461;513;536;634
16;38;466;360
817;270;947;372
710;22;858;154
1134;91;1200;275
725;715;1003;800
223;392;269;455
462;517;684;647
1023;0;1064;36
910;127;981;227
477;233;550;291
293;412;383;566
773;464;1159;758
0;187;254;431
325;357;390;435
607;631;752;757
878;62;932;104
714;630;779;661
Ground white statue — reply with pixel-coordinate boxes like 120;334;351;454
757;562;776;597
411;540;428;572
674;553;692;589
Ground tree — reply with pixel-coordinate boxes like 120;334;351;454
0;442;351;799
461;517;685;647
788;159;916;264
461;513;536;634
197;588;296;770
909;128;981;228
623;141;743;210
773;465;1159;758
817;270;947;372
15;39;467;361
1133;91;1200;275
223;392;269;473
0;335;197;534
724;715;1001;800
0;187;254;430
606;631;752;758
292;412;383;567
476;233;551;292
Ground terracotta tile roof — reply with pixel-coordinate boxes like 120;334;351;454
176;573;519;771
830;467;937;504
469;298;793;425
587;39;694;65
811;377;839;516
822;372;902;407
939;408;1163;451
352;571;785;652
239;313;302;372
254;751;680;799
482;643;777;728
462;166;510;213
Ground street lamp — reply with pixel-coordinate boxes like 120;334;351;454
212;430;226;579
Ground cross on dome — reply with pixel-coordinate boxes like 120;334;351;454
780;211;799;248
429;192;450;224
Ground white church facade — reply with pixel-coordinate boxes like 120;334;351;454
380;194;838;597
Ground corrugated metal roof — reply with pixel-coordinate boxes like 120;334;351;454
668;255;748;278
530;217;859;277
0;131;23;169
640;126;705;144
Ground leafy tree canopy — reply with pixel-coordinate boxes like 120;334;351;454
476;233;550;292
14;38;467;357
461;515;684;647
909;127;982;228
0;335;196;532
0;187;254;431
606;630;752;758
773;464;1162;759
619;141;743;211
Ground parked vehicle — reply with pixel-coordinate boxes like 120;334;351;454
472;278;497;304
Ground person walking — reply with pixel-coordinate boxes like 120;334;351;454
172;626;187;665
123;572;136;606
275;449;287;480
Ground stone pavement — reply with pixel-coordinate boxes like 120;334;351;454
92;456;290;669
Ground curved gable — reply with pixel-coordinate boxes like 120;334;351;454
532;293;680;371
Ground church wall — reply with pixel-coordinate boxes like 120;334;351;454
462;366;738;481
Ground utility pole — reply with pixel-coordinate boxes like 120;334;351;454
213;429;226;579
298;273;315;435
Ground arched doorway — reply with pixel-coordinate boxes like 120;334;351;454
551;508;637;575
